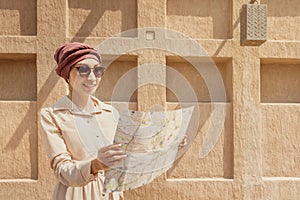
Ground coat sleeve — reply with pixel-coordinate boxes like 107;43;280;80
40;108;96;187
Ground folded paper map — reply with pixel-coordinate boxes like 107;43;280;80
104;106;194;192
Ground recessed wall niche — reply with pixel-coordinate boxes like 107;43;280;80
264;0;300;40
0;101;37;180
166;56;233;179
68;0;137;38
0;54;36;100
166;102;233;179
166;56;232;102
0;54;37;180
0;1;36;36
260;59;300;103
261;58;300;177
166;0;232;39
262;104;300;177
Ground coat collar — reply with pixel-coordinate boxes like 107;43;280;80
52;95;109;116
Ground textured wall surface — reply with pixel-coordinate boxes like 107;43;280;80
0;0;300;199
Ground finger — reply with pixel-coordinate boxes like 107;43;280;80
99;143;123;153
110;154;127;161
105;155;127;166
105;150;126;158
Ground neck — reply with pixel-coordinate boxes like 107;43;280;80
68;91;92;110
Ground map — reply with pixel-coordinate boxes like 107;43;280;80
104;106;194;192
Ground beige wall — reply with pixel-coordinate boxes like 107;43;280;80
0;0;300;199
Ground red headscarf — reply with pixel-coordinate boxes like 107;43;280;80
54;42;102;82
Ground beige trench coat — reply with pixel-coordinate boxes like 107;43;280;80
40;96;122;200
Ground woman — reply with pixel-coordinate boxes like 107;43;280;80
40;42;187;200
40;42;127;200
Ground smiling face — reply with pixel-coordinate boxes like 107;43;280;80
68;56;103;98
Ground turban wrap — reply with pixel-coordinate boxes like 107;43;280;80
54;42;102;82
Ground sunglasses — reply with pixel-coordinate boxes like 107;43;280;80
73;64;105;78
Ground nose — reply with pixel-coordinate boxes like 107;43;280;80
87;70;96;80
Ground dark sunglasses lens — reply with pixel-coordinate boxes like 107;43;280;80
78;65;91;76
93;67;105;77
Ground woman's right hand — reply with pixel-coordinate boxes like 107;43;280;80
97;143;127;169
91;143;126;174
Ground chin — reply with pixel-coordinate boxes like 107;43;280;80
83;89;97;96
72;89;96;98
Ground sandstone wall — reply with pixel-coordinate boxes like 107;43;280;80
0;0;299;199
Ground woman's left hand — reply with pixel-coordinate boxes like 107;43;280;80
178;135;188;151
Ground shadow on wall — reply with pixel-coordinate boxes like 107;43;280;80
2;0;138;179
0;1;36;35
261;0;300;17
69;0;137;41
4;69;59;180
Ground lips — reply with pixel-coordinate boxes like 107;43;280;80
83;83;96;90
